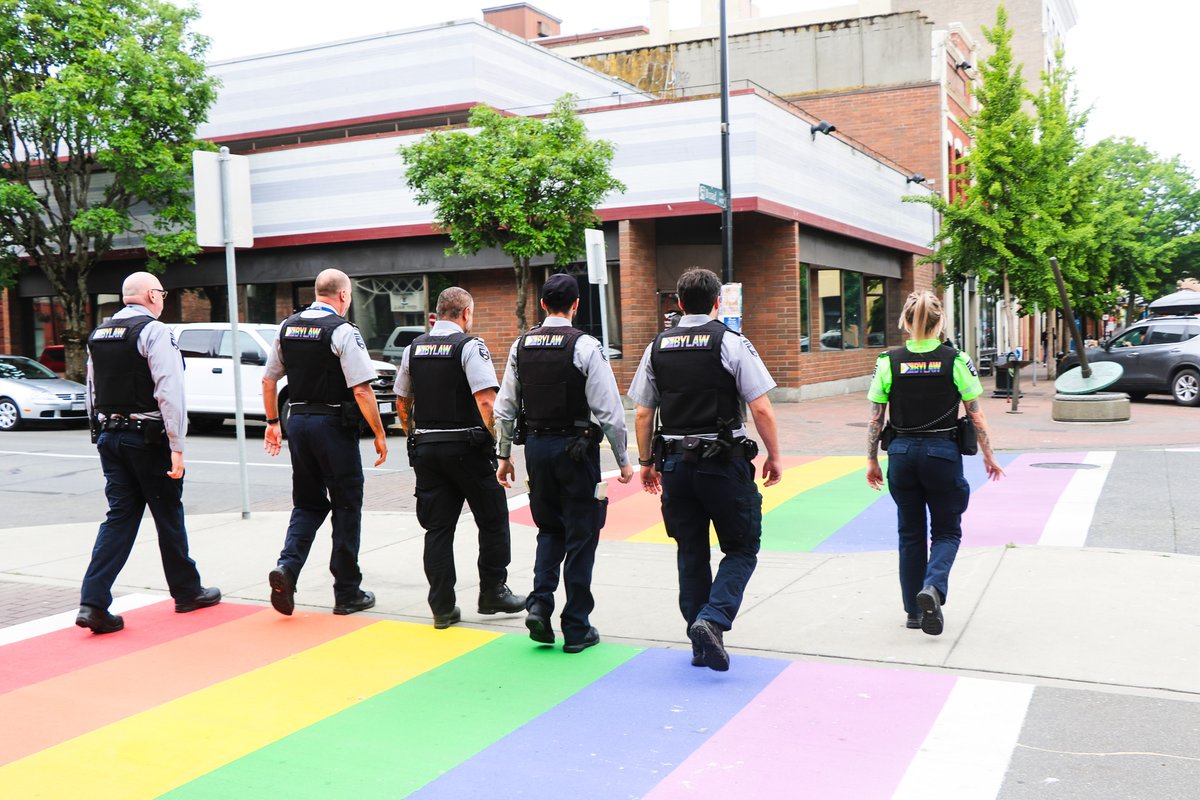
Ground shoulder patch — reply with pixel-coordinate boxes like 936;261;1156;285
169;331;179;350
476;340;491;362
960;355;979;378
741;337;761;359
353;331;366;350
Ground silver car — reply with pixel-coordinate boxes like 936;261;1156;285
0;355;89;431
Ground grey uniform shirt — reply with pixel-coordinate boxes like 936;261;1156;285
264;303;377;397
627;313;776;439
395;320;500;434
85;303;188;453
494;316;630;466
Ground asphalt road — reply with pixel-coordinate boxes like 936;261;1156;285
0;422;413;529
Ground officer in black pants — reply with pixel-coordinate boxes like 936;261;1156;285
630;268;782;671
78;272;221;634
262;269;387;616
495;274;634;653
396;287;525;629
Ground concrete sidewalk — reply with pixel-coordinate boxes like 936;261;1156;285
2;504;1197;698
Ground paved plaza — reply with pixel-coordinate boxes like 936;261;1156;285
1;383;1198;798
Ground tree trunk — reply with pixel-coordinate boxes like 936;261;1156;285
61;290;90;384
513;256;530;332
1002;269;1017;354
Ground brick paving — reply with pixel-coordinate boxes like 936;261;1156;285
0;580;83;628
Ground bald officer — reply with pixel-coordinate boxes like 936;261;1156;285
78;272;220;634
262;268;387;617
396;287;525;629
495;274;635;653
630;268;782;671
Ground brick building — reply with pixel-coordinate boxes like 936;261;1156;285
5;16;935;398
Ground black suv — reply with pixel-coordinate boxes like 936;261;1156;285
1059;315;1200;406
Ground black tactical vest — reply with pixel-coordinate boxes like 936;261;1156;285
650;320;742;435
887;345;960;431
88;314;158;414
408;332;486;429
279;312;356;405
516;325;590;431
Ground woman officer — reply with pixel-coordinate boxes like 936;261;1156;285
865;291;1004;635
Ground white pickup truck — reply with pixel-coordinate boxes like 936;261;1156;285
170;322;398;434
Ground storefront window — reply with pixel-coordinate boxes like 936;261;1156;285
843;273;862;350
817;269;843;350
800;268;810;352
244;284;277;323
865;278;886;348
350;276;427;357
546;266;622;357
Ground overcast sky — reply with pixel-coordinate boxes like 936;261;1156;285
181;0;1199;172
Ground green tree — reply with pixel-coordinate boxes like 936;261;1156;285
0;0;217;379
907;5;1042;350
399;97;625;331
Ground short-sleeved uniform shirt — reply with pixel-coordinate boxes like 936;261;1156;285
868;338;984;403
395;319;500;434
264;303;377;390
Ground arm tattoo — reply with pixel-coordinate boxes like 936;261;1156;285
964;398;993;454
866;402;887;458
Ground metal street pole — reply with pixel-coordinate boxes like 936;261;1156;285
218;146;251;519
719;0;733;283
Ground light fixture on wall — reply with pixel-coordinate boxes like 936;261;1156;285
810;120;836;141
956;60;973;71
906;174;927;184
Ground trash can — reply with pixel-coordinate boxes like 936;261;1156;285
992;352;1014;397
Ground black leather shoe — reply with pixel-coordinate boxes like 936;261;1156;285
175;587;221;613
688;619;730;672
433;606;461;629
906;613;923;630
478;584;526;615
563;626;599;654
691;642;705;667
75;605;124;634
333;590;375;616
916;586;944;636
525;608;555;644
268;566;295;616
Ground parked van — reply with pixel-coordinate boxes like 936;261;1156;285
170;323;398;433
381;325;426;363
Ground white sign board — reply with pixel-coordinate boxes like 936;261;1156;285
192;150;254;248
584;228;607;285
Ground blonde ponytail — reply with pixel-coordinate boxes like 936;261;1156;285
898;291;945;341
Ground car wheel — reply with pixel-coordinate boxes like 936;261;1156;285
0;397;21;431
1171;368;1200;407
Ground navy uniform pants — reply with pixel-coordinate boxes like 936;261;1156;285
278;414;365;606
412;440;511;616
525;433;607;644
660;453;762;633
81;431;203;610
885;436;971;614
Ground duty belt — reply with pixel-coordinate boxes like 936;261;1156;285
411;429;492;446
288;402;339;416
662;437;754;461
894;430;955;440
99;417;162;434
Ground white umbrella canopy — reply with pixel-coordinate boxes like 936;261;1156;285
1148;289;1200;313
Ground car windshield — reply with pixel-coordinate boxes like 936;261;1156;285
0;356;58;380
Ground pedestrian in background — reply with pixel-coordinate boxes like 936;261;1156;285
262;268;387;617
397;287;525;629
495;274;634;653
866;290;1004;635
630;268;783;671
78;272;220;634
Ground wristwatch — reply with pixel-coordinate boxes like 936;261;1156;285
266;417;280;425
638;457;654;466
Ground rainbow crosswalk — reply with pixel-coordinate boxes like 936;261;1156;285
511;452;1115;552
0;600;1033;799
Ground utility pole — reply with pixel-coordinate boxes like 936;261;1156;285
719;0;733;283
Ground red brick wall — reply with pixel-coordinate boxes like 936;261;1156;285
794;84;943;187
458;267;534;360
737;214;802;387
613;218;657;390
0;288;14;354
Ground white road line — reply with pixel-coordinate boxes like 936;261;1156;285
1038;450;1116;547
0;450;406;474
0;593;163;646
892;678;1035;800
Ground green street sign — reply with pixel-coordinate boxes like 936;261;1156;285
699;183;728;209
